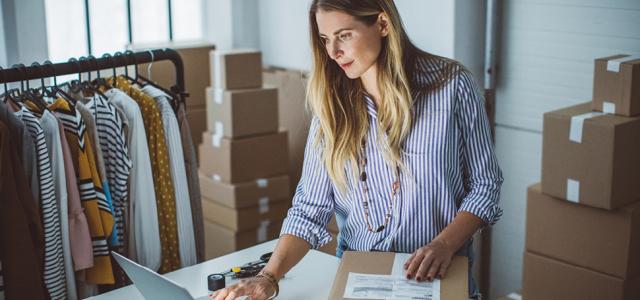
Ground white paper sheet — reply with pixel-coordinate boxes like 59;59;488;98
343;273;440;300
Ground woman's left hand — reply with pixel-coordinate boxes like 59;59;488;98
403;238;455;282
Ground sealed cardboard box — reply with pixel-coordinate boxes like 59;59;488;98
210;49;262;90
541;102;640;209
188;106;207;154
201;197;290;231
328;251;468;300
263;67;311;193
131;41;215;108
592;54;640;116
526;184;640;278
199;130;289;183
523;251;640;300
199;172;290;209
204;220;282;260
205;86;279;138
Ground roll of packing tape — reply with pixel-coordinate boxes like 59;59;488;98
208;273;226;291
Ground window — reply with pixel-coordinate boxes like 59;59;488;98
44;0;203;63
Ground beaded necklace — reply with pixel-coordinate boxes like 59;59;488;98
357;137;400;233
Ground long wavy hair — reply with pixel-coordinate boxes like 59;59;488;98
307;0;455;193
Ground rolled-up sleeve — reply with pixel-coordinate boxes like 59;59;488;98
280;117;334;249
454;69;504;226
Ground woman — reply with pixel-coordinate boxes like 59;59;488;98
211;0;502;299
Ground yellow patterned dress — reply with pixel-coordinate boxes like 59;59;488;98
113;76;181;273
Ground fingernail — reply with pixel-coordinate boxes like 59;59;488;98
416;276;422;281
406;274;412;279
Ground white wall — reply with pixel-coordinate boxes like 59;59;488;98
0;2;7;67
490;0;640;297
1;0;48;66
257;0;313;70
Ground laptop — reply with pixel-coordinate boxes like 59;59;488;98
112;251;210;300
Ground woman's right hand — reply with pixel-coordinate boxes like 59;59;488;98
209;276;277;300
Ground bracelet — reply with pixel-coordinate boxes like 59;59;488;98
256;270;279;299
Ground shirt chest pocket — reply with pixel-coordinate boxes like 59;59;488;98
401;109;451;156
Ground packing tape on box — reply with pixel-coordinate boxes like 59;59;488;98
257;220;271;242
602;101;616;114
506;293;522;300
566;178;580;203
258;197;270;214
212;122;223;148
607;54;640;72
213;88;224;104
213;51;222;88
256;178;269;188
569;112;603;143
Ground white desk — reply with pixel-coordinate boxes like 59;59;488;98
87;240;340;299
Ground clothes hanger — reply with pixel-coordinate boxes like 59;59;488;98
137;49;179;100
86;55;108;99
0;66;20;107
25;62;52;112
42;60;75;105
100;53;117;89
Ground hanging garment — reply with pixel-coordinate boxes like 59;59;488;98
49;98;115;284
0;100;39;202
115;77;180;273
103;87;161;271
15;106;67;300
170;93;205;263
39;108;79;300
56;116;94;271
142;85;196;267
0;115;47;300
77;101;118;246
85;95;133;250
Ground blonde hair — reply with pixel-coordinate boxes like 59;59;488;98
307;0;454;193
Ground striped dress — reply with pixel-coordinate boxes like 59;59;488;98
280;55;503;293
49;98;116;284
15;107;67;299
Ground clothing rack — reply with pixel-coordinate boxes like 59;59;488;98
0;48;189;104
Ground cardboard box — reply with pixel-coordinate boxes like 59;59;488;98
526;184;640;278
263;67;310;194
199;131;289;183
541;102;640;209
199;172;290;209
188;106;207;154
205;87;279;138
210;49;262;90
130;41;215;108
592;54;640;117
204;219;282;260
328;252;468;300
201;197;290;231
523;251;640;300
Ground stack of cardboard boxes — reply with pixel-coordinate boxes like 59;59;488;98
523;54;640;299
199;49;291;260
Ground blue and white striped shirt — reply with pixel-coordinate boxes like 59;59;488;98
280;55;503;257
